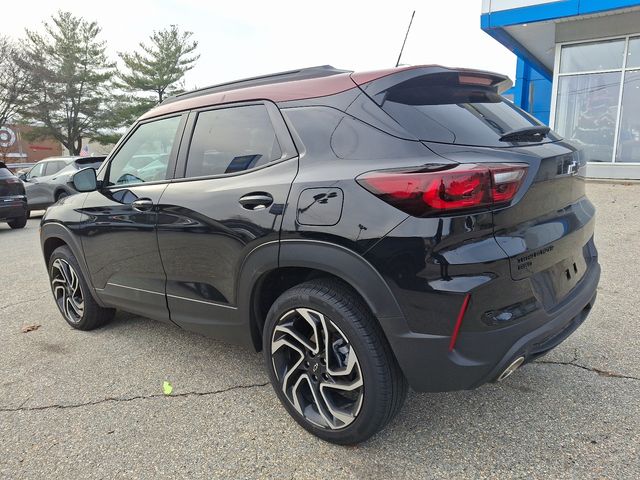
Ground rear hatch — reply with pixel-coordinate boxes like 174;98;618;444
0;165;25;197
354;66;597;309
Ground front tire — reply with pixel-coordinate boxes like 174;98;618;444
48;245;115;330
55;191;69;201
263;279;407;445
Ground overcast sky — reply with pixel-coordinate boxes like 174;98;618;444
5;0;517;88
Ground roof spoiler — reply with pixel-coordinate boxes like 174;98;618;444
352;65;513;105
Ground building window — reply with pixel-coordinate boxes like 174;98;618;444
554;36;640;164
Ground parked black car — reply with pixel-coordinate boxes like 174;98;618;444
0;161;28;229
20;156;106;212
40;65;600;444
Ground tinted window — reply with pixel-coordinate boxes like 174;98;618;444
186;105;282;177
107;116;182;186
379;73;553;148
0;167;13;178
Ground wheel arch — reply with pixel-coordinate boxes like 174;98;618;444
54;187;71;201
40;222;106;307
238;239;406;351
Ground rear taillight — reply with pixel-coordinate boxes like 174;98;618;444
357;163;527;216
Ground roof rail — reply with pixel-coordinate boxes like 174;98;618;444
161;65;351;105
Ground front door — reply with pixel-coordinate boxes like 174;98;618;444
79;114;186;322
24;162;47;207
156;103;298;341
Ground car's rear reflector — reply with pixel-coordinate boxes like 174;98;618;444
357;163;527;216
449;293;471;352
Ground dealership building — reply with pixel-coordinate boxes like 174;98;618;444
482;0;640;179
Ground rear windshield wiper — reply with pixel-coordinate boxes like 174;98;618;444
499;126;550;143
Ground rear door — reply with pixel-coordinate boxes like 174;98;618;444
80;114;186;322
156;102;298;341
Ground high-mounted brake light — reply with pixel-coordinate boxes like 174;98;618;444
458;74;493;86
357;163;527;217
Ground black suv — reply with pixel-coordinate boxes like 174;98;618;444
0;161;28;229
40;65;600;444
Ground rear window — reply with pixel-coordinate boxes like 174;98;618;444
379;73;556;147
0;167;14;178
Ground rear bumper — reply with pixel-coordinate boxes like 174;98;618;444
0;198;28;220
383;260;600;392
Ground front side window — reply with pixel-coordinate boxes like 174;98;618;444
28;162;45;178
107;116;182;186
185;105;282;178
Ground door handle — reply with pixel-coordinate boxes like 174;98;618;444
239;193;273;210
131;198;154;212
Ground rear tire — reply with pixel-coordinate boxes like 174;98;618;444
7;214;27;229
263;278;407;445
48;245;115;330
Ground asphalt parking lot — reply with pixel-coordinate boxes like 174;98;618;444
1;182;639;479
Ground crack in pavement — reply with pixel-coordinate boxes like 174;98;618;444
0;382;270;413
0;292;49;311
535;348;640;381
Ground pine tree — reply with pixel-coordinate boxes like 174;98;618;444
118;25;199;104
20;11;114;154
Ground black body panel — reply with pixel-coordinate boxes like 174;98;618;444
156;159;298;341
79;184;172;323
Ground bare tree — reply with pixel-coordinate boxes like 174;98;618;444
0;36;30;127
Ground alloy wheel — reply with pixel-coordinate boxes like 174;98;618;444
271;308;364;430
51;258;84;323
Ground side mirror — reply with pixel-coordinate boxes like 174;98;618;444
18;173;27;181
71;167;98;192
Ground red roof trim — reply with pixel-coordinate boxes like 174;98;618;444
140;72;359;120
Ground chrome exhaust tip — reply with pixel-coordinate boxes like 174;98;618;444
497;356;525;382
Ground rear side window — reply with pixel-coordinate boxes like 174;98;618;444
379;73;553;147
0;167;14;178
185;105;282;177
44;161;68;176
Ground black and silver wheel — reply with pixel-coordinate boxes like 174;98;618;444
48;245;115;330
51;258;85;324
264;279;407;444
271;307;364;430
